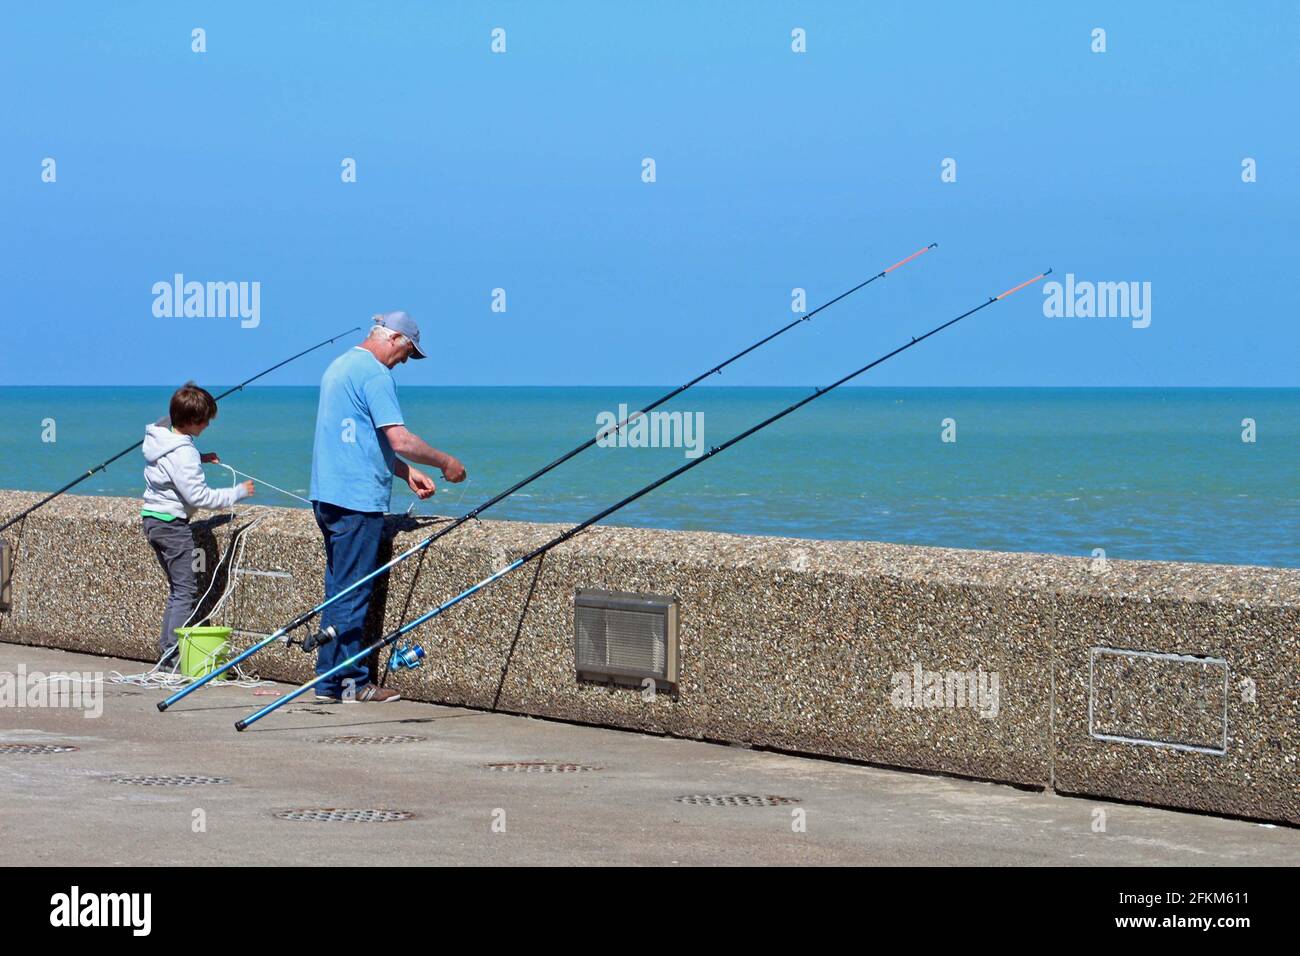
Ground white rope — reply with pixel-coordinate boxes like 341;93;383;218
109;664;270;690
113;463;278;690
172;463;267;634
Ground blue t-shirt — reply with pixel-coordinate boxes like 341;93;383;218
310;347;405;513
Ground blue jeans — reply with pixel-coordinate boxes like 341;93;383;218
313;501;385;697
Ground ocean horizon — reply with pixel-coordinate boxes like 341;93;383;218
1;385;1296;569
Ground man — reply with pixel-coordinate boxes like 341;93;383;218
308;311;466;702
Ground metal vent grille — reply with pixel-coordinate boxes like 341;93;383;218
108;774;230;786
0;743;79;755
484;762;601;773
674;794;800;807
274;808;413;823
575;589;678;689
312;735;425;745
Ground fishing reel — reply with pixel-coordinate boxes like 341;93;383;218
387;643;425;671
287;624;335;654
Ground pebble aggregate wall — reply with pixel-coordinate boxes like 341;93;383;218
1;491;1295;823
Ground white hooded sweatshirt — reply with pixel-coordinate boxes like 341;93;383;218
141;423;249;520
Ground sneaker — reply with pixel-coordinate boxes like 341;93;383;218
344;684;401;703
314;692;340;703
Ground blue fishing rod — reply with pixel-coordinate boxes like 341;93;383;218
235;268;1052;731
0;326;360;536
159;243;937;711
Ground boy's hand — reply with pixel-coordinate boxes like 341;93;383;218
405;466;436;500
201;452;221;464
240;480;255;497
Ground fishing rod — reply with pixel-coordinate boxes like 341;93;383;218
0;327;361;535
158;243;937;711
234;267;1052;731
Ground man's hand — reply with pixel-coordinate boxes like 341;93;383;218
440;456;467;483
201;452;221;464
405;466;436;500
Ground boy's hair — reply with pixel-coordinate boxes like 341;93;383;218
170;382;218;429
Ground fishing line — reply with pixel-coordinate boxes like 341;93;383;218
218;465;312;506
162;245;938;711
490;552;546;711
236;268;1052;730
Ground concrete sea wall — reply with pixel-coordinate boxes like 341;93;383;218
0;490;1295;824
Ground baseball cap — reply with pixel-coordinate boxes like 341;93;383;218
374;311;427;359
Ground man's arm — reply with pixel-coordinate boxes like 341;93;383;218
381;425;466;482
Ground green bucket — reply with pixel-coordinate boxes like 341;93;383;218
176;626;232;680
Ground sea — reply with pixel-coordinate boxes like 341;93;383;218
0;387;1295;568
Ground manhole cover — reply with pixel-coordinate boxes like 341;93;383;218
0;743;80;755
313;734;425;745
274;808;413;823
674;794;800;807
484;762;600;773
108;774;230;787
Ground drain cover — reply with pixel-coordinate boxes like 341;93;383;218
313;734;425;745
108;774;230;787
484;762;600;773
674;794;800;807
0;743;79;755
274;808;413;823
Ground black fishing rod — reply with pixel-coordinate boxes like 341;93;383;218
235;267;1052;730
0;327;361;535
159;243;936;711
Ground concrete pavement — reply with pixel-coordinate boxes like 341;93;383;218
1;644;1295;866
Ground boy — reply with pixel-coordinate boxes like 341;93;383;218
141;383;254;663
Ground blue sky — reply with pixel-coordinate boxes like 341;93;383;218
2;1;1296;387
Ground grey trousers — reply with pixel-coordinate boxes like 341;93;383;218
142;516;198;658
